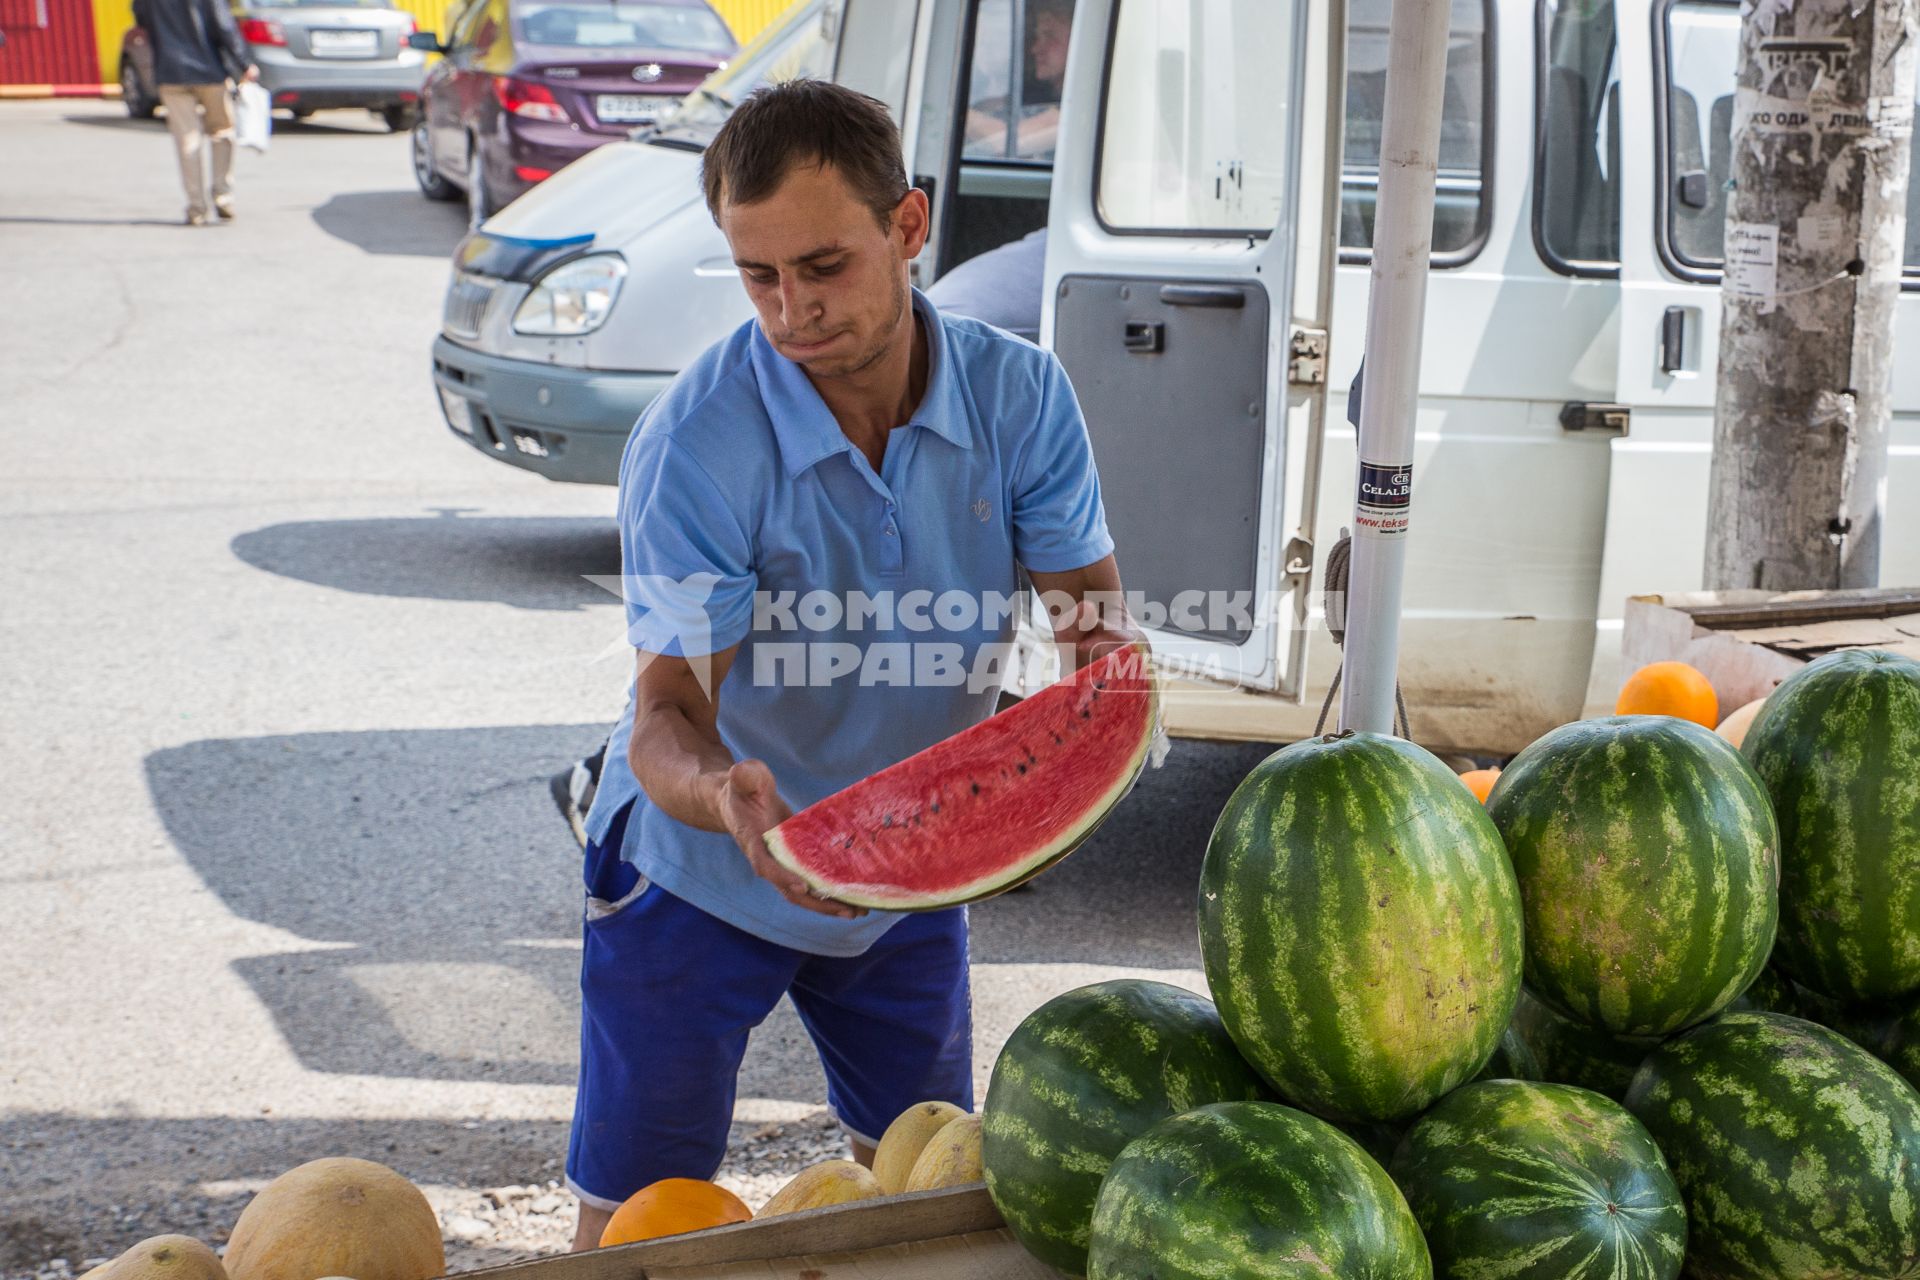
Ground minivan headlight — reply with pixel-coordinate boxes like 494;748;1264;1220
512;254;627;336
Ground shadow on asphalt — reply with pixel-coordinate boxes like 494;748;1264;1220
0;215;191;228
144;722;1273;1089
59;113;169;130
312;189;469;256
229;512;619;611
0;1113;568;1269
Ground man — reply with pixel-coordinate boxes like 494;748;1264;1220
131;0;258;225
565;79;1140;1246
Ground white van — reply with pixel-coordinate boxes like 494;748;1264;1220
429;0;1920;755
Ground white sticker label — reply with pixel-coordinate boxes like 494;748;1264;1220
1796;209;1847;253
1725;222;1781;314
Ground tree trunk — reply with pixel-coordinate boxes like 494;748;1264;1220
1704;0;1917;591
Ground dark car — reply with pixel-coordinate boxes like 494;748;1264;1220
120;0;425;128
408;0;735;224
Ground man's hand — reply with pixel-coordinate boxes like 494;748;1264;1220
243;64;260;81
718;759;865;919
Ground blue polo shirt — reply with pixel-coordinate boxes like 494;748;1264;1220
582;289;1113;956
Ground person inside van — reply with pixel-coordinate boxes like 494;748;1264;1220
964;0;1073;161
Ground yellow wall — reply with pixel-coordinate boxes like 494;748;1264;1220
708;0;789;41
88;0;786;88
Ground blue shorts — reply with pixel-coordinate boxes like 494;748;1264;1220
565;804;974;1211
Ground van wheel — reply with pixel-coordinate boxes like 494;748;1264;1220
120;62;155;118
381;103;418;132
413;119;458;201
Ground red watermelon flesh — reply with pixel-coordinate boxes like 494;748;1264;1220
765;644;1158;910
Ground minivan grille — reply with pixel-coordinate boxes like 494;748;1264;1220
443;275;498;340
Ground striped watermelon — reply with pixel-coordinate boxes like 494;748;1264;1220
1390;1080;1686;1280
1486;716;1779;1037
980;980;1268;1277
1510;989;1661;1101
1197;732;1523;1123
1088;1102;1431;1280
1792;980;1920;1092
1741;649;1920;1003
1624;1011;1920;1279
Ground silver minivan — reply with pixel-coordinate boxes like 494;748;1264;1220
427;0;1920;755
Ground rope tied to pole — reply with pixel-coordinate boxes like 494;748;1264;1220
1316;527;1412;739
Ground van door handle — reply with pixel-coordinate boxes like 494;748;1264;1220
1158;284;1245;309
1660;307;1687;374
1123;321;1164;353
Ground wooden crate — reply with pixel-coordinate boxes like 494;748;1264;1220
1622;587;1920;708
453;1186;1055;1280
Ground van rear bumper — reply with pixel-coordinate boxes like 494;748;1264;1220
430;336;668;485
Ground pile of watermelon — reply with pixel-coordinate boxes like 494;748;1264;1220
981;648;1920;1279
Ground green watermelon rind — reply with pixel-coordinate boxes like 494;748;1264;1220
1623;1010;1920;1280
1390;1079;1686;1280
1741;648;1920;1004
1197;731;1525;1124
764;645;1160;911
980;979;1269;1278
1088;1101;1431;1280
1486;715;1780;1038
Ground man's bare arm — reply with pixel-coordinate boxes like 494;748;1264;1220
627;648;862;918
1027;555;1148;664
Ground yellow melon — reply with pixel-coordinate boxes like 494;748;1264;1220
1715;696;1769;749
223;1157;443;1280
758;1160;884;1217
98;1236;226;1280
902;1113;983;1192
872;1101;967;1194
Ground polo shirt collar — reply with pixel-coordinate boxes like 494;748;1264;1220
753;287;974;480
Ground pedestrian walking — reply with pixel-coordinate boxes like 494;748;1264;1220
564;79;1141;1246
131;0;259;225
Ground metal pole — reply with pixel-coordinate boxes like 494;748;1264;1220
1338;0;1453;735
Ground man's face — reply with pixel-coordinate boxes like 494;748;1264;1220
719;161;928;381
1031;12;1070;88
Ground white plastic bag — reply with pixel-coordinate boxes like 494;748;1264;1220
233;80;271;154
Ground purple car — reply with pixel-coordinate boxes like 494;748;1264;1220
409;0;735;223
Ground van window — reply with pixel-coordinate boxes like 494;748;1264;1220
1536;0;1621;273
1340;0;1491;261
1663;0;1920;276
1095;0;1295;234
964;0;1074;163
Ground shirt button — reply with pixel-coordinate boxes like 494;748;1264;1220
884;525;897;536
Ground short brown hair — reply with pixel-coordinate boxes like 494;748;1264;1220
701;79;909;228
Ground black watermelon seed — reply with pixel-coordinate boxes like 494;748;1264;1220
1017;763;1027;774
970;782;980;795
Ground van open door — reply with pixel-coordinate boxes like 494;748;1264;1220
1042;0;1338;699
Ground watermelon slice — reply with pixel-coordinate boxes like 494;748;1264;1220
765;644;1160;910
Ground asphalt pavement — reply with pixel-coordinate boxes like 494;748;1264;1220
0;99;1277;1269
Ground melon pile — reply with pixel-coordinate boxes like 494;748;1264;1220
981;648;1920;1279
80;1159;445;1280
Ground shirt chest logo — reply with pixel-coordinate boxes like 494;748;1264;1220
971;498;992;523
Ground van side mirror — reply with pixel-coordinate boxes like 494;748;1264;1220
407;30;446;53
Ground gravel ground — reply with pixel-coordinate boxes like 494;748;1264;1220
5;1111;856;1278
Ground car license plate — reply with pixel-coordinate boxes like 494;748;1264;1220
308;28;379;56
596;93;677;123
438;387;474;436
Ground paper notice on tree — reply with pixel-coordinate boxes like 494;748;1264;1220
1725;222;1780;315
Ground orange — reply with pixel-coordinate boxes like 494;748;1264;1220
1615;661;1719;727
600;1178;752;1247
1458;767;1501;803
